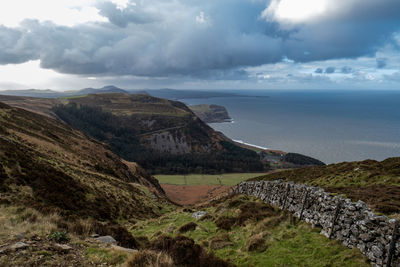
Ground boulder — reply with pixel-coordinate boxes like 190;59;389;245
94;236;117;244
111;245;137;253
10;242;29;251
54;243;72;253
192;211;207;219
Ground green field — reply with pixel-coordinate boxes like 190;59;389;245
155;173;267;186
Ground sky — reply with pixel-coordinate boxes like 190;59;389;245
0;0;399;91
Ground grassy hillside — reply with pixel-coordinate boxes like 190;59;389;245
250;158;400;215
0;102;167;220
130;194;369;266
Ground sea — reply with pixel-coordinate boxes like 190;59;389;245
182;90;400;164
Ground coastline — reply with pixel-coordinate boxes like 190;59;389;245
233;139;269;150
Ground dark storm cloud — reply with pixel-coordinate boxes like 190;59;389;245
325;67;335;74
0;0;399;79
0;25;40;64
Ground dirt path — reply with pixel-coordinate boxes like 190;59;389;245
161;184;231;206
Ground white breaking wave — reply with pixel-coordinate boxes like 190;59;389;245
233;140;269;150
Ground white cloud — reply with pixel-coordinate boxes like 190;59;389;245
111;0;130;10
0;0;106;27
263;0;330;24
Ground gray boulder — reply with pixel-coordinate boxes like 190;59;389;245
94;236;117;244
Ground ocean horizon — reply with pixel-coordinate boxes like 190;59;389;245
183;90;400;164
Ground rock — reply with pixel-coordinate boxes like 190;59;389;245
371;245;383;258
360;233;373;242
10;242;29;251
54;244;72;253
192;211;207;219
111;245;137;253
94;236;117;244
348;205;356;211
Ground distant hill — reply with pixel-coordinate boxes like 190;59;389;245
65;85;129;96
0;85;129;98
141;88;247;100
250;158;400;215
52;93;265;174
0;89;62;98
0;101;166;220
189;104;232;123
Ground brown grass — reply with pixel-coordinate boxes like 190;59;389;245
150;235;235;267
246;232;268;252
0;205;60;241
209;233;234;250
126;250;175;267
0;102;167;223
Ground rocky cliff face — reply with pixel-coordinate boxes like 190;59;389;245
56;93;228;155
189;104;232;123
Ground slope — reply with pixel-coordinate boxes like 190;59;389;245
250;158;400;215
0;101;167;220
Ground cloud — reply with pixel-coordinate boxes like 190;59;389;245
384;71;400;81
376;58;387;68
315;68;323;74
325;67;335;74
0;0;399;81
341;66;353;74
264;0;400;62
96;1;156;27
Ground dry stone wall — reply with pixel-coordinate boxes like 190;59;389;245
234;180;400;267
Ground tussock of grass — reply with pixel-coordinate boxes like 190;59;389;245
125;250;174;267
245;232;268;252
178;222;198;233
0;205;60;240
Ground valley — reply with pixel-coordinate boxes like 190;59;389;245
0;1;399;265
0;91;398;266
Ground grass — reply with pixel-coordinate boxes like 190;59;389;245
130;195;369;267
155;173;267;186
0;204;135;266
84;247;128;266
0;205;60;241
